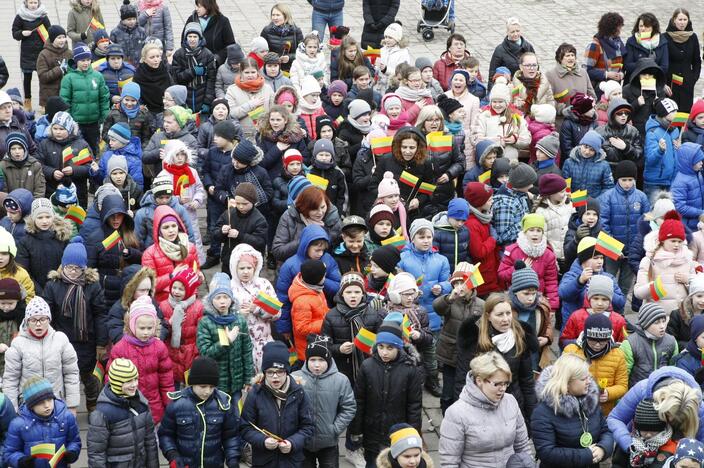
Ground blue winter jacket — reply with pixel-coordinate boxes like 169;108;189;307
559;114;598;158
431;212;470;273
672;142;704;230
598;184;650;246
0;188;32;244
398;244;452;331
562;146;614;198
644;115;680;186
558;260;625;325
275;225;342;334
4;399;81;468
607;367;704;452
674;350;702;384
240;377;314;468
33;115;50;143
97;61;136;99
97;136;144;188
134;190;196;248
158;387;241;468
0;394;15;462
201;146;232;190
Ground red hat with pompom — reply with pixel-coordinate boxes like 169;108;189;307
658;210;685;242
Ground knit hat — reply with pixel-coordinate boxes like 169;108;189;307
638;302;667;330
30;198;53;221
584;313;613;340
377;172;401;199
612;160;638;181
231;139;259;165
45;97;69;121
464;182;493;208
409;218;433;239
72;42;91;61
0;278;21;301
339;271;366;295
106;43;124;57
128;295;157;335
689;275;704;297
538;173;566;196
208;272;234;301
263;52;280;65
450;262;473;284
0;91;9;107
691;100;704;121
306;336;332;368
324;80;348;100
655;98;678;118
120;0;137;20
300;75;322;97
0;228;16;258
107;154;128;175
649;197;675;222
493;66;512;83
167;106;193;129
183;22;203;39
22;377;55;409
329;25;349;45
383;94;403;112
489;83;511;102
371;245;401;275
108;358;139;396
315;116;335;140
282;149;304;171
165;85;187;106
313;139;335;158
659;210;686;242
634;399;666;432
577;236;598;264
24;296;51;323
415;57;433;72
531;104;556;124
107;122;131;146
6;88;22;105
348;99;372;120
61;236;87;268
521;213;545;231
5;133;28;154
369;203;396;228
535;133;559;159
234;182;258;205
356;89;377;112
188;356;219;386
447;198;469;221
389;423;423;459
250;36;269;53
673;439;704;464
577;197;601;218
579;130;603;152
599;80;622;100
48;25;66;43
510;260;539;293
509;163;537;189
376;313;404;349
121;81;140;101
436;94;463;118
389;272;418;297
287;175;312;204
384;23;403;43
570;93;594;115
51;111;76;134
213;121;238;141
226;43;244;64
152;171;174;197
93;28;109;43
211;98;230;115
276;89;297;107
301;259;326;285
588;275;614;301
171;267;200;300
261;341;290;373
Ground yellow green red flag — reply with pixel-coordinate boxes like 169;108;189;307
595;231;624;261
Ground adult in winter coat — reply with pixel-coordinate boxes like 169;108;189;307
181;0;235;66
671;142;704;230
259;6;304;72
171;22;217;114
360;0;400;49
511;54;556;117
545;43;597;115
665;10;701;112
531;354;614;468
439;352;531;467
351;131;384;216
584;13;626;97
133;43;173;114
66;0;104;46
623;13;670;81
432;34;472;92
594;98;643;168
36;27;73;108
488;18;536;86
138;0;174;57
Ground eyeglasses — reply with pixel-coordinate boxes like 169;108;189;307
265;370;286;377
64;265;82;273
399;291;417;298
486;379;510;389
615;111;630;117
522;63;538;69
28;317;49;325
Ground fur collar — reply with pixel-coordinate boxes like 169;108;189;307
47;266;99;283
24;216;72;241
120;268;156;309
535;365;600;417
375;447;434;468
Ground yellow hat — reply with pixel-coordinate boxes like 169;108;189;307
521;213;545;232
577;236;597;253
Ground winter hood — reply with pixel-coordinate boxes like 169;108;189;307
295;224;331;259
627;58;665;87
229;243;264;284
100;194;134;231
676;142;704;176
151;204;187;243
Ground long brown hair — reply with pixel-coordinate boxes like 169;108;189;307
477;293;526;356
257;105;292;135
338;36;365;81
391;130;428;165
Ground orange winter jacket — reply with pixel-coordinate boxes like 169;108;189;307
289;274;329;360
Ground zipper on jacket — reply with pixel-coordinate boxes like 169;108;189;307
196;399;207;467
652;340;658;369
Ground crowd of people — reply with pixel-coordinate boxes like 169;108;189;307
2;0;704;466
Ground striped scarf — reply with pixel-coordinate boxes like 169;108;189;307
61;269;88;342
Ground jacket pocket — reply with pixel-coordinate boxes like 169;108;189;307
176;415;196;439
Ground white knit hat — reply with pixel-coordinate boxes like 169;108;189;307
389;272;418;295
384;23;403;43
648;197;675;221
689;275;704;297
599;80;622;100
531;104;556;124
377;172;400;199
24;296;51;327
490;83;511;103
299;75;321;97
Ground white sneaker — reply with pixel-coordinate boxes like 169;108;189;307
346;448;366;468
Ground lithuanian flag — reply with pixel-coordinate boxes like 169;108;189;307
288;343;298;365
92;360;105;382
554;89;569;103
49;445;66;468
36;24;49;43
571;189;588;207
402;314;412;341
65;205;87;225
671;112;690;127
354;328;376;354
101;230;122;250
307;173;329;190
62;146;74;164
511;85;521;97
371;136;393;155
91;58;106;70
478;170;491;184
398;171;419;189
565;177;572;193
383;273;395;291
381;234;406;250
247;106;265;121
649;276;667;301
253;291;283;315
426;132;452;152
89;17;104;30
417;182;436;195
176;174;190;194
31;443;55;459
672;74;684;86
72;148;91;166
160;139;169;147
117;77;133;92
464;264;485;290
595;231;624;261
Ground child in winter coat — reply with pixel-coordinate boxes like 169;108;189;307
665;439;704;468
0;191;32;249
377;23;412;94
0;228;34;304
88;358;159;468
674;315;704;384
333;216;371;274
289;259;330;362
464;182;502;296
11;0;50;110
372;172;410;240
668;275;704;350
529;104;557;163
498;213;560;310
644;98;681;197
137;0;174;60
159;268;203;388
622;59;667;140
97;44;137;104
595;80;622;126
365;244;401;297
563;197;603;269
35;27;73;110
108;295;174;423
91;28;110;61
298;76;326;140
560;275;628;348
612;399;678;468
241;340;314;466
672;142;704;231
4;377;81;467
315;115;353;180
492;162;537;247
109;1;146;66
378;424;434;468
563;313;628;415
142;105;200;180
172;22;216;115
159;356;242;467
309;138;348;214
416;57;444;101
1;133;45;198
197;99;240;161
2;296;79;412
229;244;279;373
292;336;356;466
101;80;151;147
621;302;678;387
290;31;327;90
197;273;253;398
104;155;143;212
634;211;696;312
215;44;242;99
431;198;470;272
535;174;573;272
464;138;500;189
682;100;704;146
0;279;23;376
560;93;598;157
366;203;398;250
595;98;642;169
533;133;562;176
322;79;347;122
97;122;144;189
562;129;614;198
272;152;306;222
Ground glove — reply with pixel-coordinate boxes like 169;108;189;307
59;59;68;74
64;451;79;463
193;65;205;76
169;460;186;468
576;223;591;240
80;32;87;41
18;456;35;468
200;104;210;114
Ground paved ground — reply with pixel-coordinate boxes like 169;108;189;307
3;0;703;465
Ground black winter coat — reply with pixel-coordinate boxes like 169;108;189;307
349;347;423;456
201;146;232;190
422;131;465;216
563;214;603;269
271;171;294;216
666;28;702;113
454;316;538;419
0;58;8;89
212;207;268;277
15;217;72;294
621;59;666;141
171;43;217;113
101;106;152;149
213;164;273;208
337;120;366;160
351;146;382;216
11;14;50;71
361;0;400;49
133;61;174;114
182;12;235;67
87;387;159;468
594;105;642;169
488;36;535;89
259;23;304;72
36;133;92;204
257;127;311;180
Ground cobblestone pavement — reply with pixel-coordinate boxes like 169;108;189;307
4;0;702;465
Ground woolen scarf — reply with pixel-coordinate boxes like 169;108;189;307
61;269;88;342
347;115;372;134
667;30;693;44
264;375;290;407
395;85;432;102
158;232;189;261
163;163;196;197
517;72;541;111
339;301;368;381
125;334;156;347
630;427;673;468
236;75;265;93
491;328;516;353
469;204;493;224
138;0;163;11
18;3;48;21
168;294;196;348
120;101;140;119
516;231;547;258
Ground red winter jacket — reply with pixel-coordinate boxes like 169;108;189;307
141;205;199;303
108;336;174;424
559;307;628;349
432;51;471;91
465;214;502;296
498;242;560;310
159;298;204;384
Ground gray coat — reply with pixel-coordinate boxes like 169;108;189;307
621;327;678;388
138;7;174;52
272;205;342;261
439;372;531;468
433;292;484;367
291;360;356;452
215;63;237;99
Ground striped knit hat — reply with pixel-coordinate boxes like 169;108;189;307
108;358;139;396
389;423;422;458
638;302;666;330
22;376;54;408
287;176;312;205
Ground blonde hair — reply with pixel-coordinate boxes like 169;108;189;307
470;351;512;381
416;105;446;133
540;353;592;413
478;293;526;356
140;43;162;62
653;381;702;438
271;3;295;25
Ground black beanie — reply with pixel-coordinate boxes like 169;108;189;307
261;341;291;373
315;115;336;140
576;197;600;217
436;94;463;119
213;120;238;141
188;356;219;387
306;336;332;369
48;25;66;43
120;0;137;20
211;98;231;115
371;245;402;275
612;160;638;181
301;259;326;285
634;399;666;432
45;96;70;122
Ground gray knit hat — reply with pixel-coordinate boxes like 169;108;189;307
30;198;53;221
535;133;559;159
587;275;614;301
107;154;128;175
510;260;539;293
415;57;433;71
638;302;667;330
509;163;537;189
409;218;434;240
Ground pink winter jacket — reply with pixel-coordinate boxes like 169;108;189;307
527;119;556;163
498;237;560;310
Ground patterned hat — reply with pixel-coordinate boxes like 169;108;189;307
22;377;54;408
108;358;139;396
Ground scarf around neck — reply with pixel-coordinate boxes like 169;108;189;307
298;96;322;114
120;101;139;119
492;328;516;353
469;204;493;224
18;3;47;21
163;163;196;197
630;427;673;468
445;120;463;135
158;233;189;261
516;231;548;258
168;294;196;348
636;32;661;50
139;0;163;10
61;269;88;342
236;75;265;93
347;115;372;134
667;30;693;44
578;331;613;360
395;85;432;102
265;375;290;406
125;334;156;347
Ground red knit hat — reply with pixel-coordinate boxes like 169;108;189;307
464;182;493;208
282;149;303;168
170;267;201;299
691;99;704;121
659;210;686;242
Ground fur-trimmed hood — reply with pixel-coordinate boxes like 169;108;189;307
120;266;157;309
274;85;299;114
535;364;600;417
24;216;72;241
375;447;435;468
47;266;99;283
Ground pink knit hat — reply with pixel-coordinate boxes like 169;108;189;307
377;172;400;199
128;295;157;336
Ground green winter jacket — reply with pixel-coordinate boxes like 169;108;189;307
59;64;110;124
196;302;254;394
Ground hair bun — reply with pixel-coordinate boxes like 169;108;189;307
663;210;682;221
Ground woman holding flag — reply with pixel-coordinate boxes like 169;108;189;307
66;0;104;46
12;0;51;110
665;8;701;113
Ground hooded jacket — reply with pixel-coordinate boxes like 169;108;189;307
672;143;704;230
498;239;560;310
622;59;666;138
97;137;144;189
289;274;329;360
559;110;598;158
134;190;196;249
558;261;625;325
562;146;614;198
595;98;643;167
0;189;32;244
16;215;72;293
171;35;217;113
272;204;342;262
432;212;470;270
465;209;502;296
644;115;681;186
36;40;74;107
439;372;531;467
59;62;110;124
109;22;147;66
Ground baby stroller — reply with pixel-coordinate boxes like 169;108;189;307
417;0;455;41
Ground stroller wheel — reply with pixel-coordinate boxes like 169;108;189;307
417;20;423;33
422;28;434;41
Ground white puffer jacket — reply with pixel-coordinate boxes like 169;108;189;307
536;199;575;261
471;110;531;162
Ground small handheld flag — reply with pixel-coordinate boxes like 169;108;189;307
371;136;393;155
218;328;230;346
49;445;66;468
101;230;122;250
31;443;55;459
478;170;491;184
671;112;690;128
565;177;572;193
288;343;298;365
247;106;265;121
381;234;406;250
672;74;684;86
62;146;74;164
571;189;588;207
649;276;667;301
72;148;92;166
511;85;521;98
383;273;395;292
253;291;283;315
426;132;452;152
36;24;49;43
117;77;133;92
354;328;376;354
91;58;106;70
464;264;485;290
402;315;412;341
65;205;87;225
595;231;625;261
417;182;436;195
90;17;105;30
398;171;419;189
640;77;656;91
307;173;329;190
92;360;105;382
176;174;190;194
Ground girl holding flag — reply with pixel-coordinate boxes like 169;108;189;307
66;0;104;46
12;0;51;110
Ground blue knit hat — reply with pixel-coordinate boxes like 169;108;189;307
447;198;469;221
376;312;404;350
5;88;22;104
208;272;234;301
106;43;124;57
121;82;140;101
22;376;55;409
72;42;92;62
261;341;291;373
579;130;603;152
231;139;259;165
287;176;312;205
510;260;539;293
93;28;109;44
54;183;78;206
62;236;87;268
51;111;76;134
5;132;28;154
673;438;704;465
107;122;131;146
